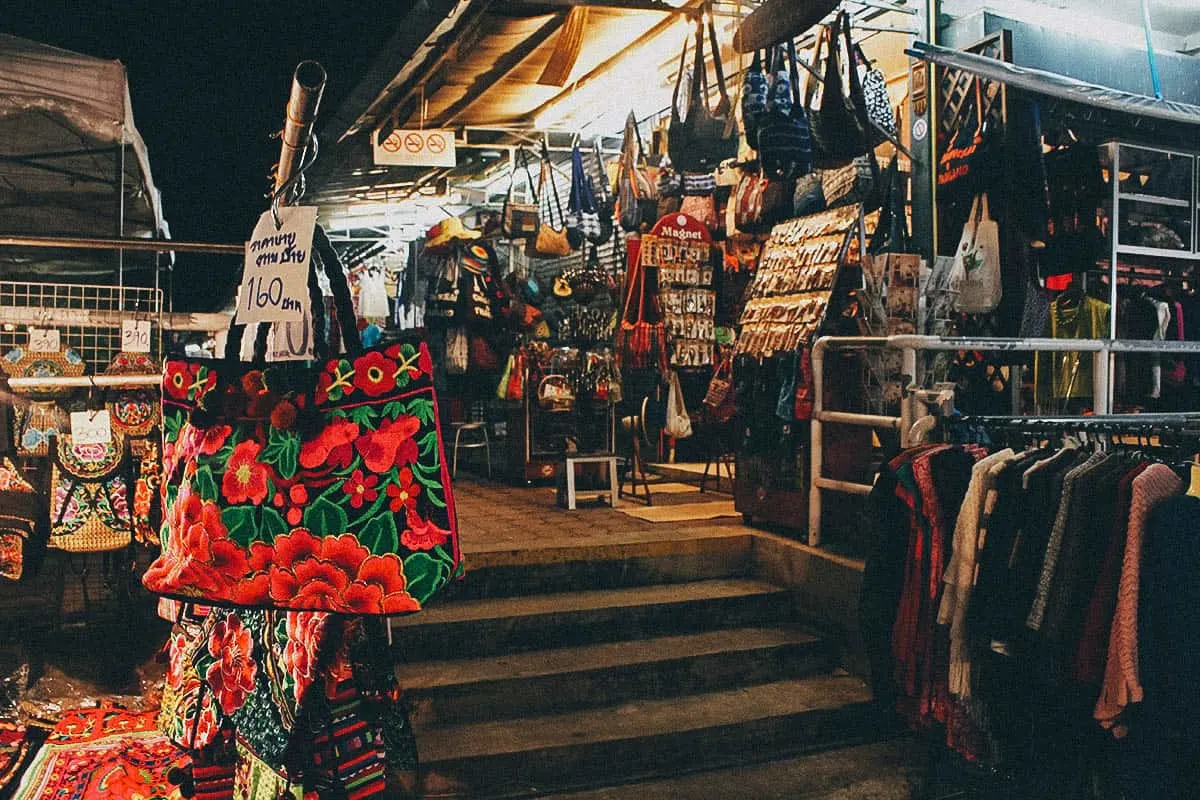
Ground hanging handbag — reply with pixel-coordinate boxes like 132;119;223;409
856;43;896;145
869;150;910;256
502;148;541;240
820;151;879;210
938;77;985;188
615;244;667;371
742;48;768;150
734;171;768;231
951;193;1002;313
104;352;159;438
806;13;871;169
12;399;62;457
668;13;739;172
757;41;813;180
680;195;718;231
663;370;693;440
590;139;616;245
0;457;46;581
49;431;133;553
532;148;574;257
445;326;469;374
567;142;602;247
144;227;462;615
702;355;732;410
792;171;827;217
616;112;658;232
470;335;499;371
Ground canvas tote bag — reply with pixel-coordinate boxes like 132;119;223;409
951;193;1002;313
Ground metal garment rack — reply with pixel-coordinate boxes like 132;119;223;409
806;334;1200;546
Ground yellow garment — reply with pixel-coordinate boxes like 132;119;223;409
1035;295;1110;407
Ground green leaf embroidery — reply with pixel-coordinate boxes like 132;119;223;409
403;552;450;605
303;497;349;536
358;514;399;556
348;406;377;427
418;430;439;457
163;411;183;443
381;401;405;420
406;398;435;426
400;343;417;359
194;466;219;503
260;506;289;541
262;429;301;480
223;506;260;547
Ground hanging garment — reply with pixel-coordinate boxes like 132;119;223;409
1034;295;1111;408
357;267;391;319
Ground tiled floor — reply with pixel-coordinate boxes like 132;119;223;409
451;471;745;556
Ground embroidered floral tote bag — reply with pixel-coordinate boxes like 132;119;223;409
144;227;462;614
50;432;133;553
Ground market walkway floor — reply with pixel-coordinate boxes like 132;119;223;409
452;472;746;556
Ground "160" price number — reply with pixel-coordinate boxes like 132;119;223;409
243;276;302;313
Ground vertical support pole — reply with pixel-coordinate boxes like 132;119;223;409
1093;347;1111;415
808;341;826;546
116;142;126;294
900;346;917;447
1140;0;1164;100
908;0;937;261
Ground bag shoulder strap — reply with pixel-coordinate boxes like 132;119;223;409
671;23;692;120
787;40;803;109
707;10;731;109
805;23;828;106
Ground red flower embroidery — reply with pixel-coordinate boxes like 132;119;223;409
418;346;434;376
259;530;418;613
299;419;359;470
343;469;379;509
282;611;328;703
205;615;257;715
356;415;421;473
401;507;452;551
221;440;270;505
316;370;335;404
181;698;220;749
352;351;398;397
199;425;232;456
386;468;421;513
164;362;191;400
230;572;271;605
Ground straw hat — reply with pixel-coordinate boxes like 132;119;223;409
426;216;481;252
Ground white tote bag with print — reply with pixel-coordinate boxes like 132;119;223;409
951;193;1002;314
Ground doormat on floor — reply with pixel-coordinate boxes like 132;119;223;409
549;482;700;497
616;500;738;523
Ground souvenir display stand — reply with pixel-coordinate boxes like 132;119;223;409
734;205;874;530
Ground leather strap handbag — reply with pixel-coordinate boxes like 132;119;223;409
616;112;658;232
806;13;871;169
668;9;739;172
502;148;540;239
532;146;574;258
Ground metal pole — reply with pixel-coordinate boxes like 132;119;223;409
116;142;126;294
276;61;327;194
1139;0;1164;100
900;346;917;446
809;338;827;546
0;234;243;255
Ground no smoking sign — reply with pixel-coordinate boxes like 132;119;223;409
374;127;457;167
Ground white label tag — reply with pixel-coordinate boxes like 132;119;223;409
267;313;314;362
70;410;112;445
121;320;152;353
235;205;318;324
28;328;61;353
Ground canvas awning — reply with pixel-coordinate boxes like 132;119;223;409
907;40;1200;128
0;33;167;278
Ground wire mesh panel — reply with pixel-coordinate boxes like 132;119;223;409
0;281;162;373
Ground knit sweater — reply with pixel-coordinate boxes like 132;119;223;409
1094;463;1182;735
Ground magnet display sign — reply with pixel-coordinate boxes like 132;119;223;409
650;213;714;245
373;127;457;167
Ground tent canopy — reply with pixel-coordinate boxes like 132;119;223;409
0;33;166;278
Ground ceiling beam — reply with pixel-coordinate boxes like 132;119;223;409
438;11;570;126
504;0;696;14
522;0;705;125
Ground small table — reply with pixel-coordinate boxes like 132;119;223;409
563;453;619;511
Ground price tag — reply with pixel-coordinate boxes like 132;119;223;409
121;320;152;353
70;410;112;445
28;328;61;353
235;205;318;325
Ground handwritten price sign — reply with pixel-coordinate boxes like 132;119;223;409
235;205;318;324
70;410;112;445
28;328;61;353
121;320;152;353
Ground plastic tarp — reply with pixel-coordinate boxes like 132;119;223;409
0;34;166;277
907;40;1200;128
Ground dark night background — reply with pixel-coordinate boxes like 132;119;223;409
2;2;410;310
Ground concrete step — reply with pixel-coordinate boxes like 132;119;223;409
400;626;832;727
533;738;923;800
417;674;884;799
441;534;754;601
390;579;795;661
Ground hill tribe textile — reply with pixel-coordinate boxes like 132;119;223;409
49;433;132;553
11;707;188;800
12;401;62;458
104;352;160;437
144;339;462;614
0;457;45;581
